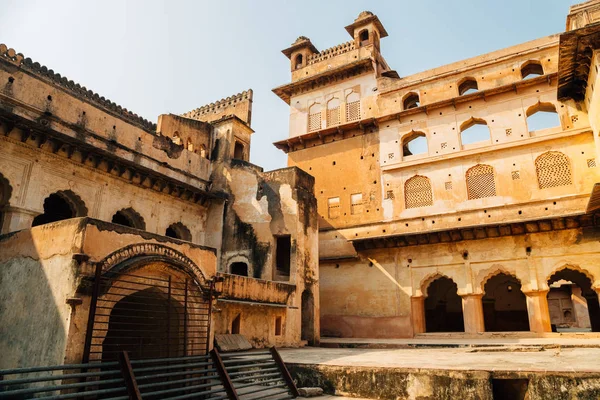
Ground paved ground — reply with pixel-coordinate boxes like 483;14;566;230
321;336;600;347
280;346;600;372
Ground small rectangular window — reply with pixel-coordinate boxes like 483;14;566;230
275;235;291;278
350;193;363;215
327;197;340;219
275;316;282;336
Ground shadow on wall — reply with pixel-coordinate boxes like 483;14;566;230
0;227;71;369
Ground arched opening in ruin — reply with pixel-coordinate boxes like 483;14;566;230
458;78;478;96
233;141;245;160
301;289;315;345
402;131;427;157
32;190;87;227
165;222;192;241
521;60;544;80
111;208;146;230
483;273;530;332
526;103;560;132
230;262;249;277
425;277;465;332
102;287;183;361
295;54;303;70
403;92;420;110
0;172;12;233
547;268;600;332
460;118;490;146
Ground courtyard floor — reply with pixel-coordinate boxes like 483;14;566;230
280;344;600;373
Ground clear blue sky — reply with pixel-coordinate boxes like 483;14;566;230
1;0;578;171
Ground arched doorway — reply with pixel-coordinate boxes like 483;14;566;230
102;287;183;361
547;268;600;332
301;290;315;345
483;273;530;332
84;244;212;362
32;190;87;226
425;277;464;332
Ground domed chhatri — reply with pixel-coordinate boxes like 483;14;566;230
356;11;374;21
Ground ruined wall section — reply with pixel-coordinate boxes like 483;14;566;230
210;132;319;345
157;114;212;158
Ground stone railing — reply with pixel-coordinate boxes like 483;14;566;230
0;44;157;132
307;41;355;65
217;272;296;305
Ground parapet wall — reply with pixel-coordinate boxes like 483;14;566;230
182;90;253;126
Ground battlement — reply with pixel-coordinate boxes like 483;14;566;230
306;41;355;65
0;44;157;133
182;89;253;126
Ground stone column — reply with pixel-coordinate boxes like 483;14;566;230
461;294;485;334
1;206;39;234
524;290;552;333
411;296;426;335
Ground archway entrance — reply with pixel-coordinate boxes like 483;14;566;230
547;268;600;332
102;287;183;361
85;255;211;362
483;273;530;332
425;277;464;332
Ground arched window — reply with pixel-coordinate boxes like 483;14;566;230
186;138;194;152
172;131;182;145
521;61;544;80
32;190;88;227
199;144;207;158
466;164;497;199
345;92;361;122
405;175;433;209
526;103;560;132
111;207;146;230
535;151;572;189
460;118;490;146
295;54;303;70
458;78;478;96
233;141;245;160
359;29;369;45
230;262;249;277
327;98;341;127
308;103;322;132
0;173;13;233
165;222;192;241
402;131;428;157
403;92;420;110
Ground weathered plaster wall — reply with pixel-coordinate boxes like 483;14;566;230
214;154;319;346
0;220;84;368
